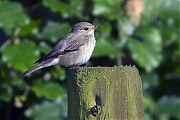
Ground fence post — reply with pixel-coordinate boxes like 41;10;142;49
67;66;144;120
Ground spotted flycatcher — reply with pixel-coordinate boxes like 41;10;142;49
21;22;100;77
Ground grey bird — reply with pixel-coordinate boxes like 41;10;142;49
21;22;100;77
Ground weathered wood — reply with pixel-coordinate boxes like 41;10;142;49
67;66;144;120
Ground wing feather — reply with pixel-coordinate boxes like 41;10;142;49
35;32;88;63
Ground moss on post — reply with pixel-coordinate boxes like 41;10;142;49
67;66;144;120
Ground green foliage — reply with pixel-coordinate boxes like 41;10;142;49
0;1;30;27
127;27;162;72
2;39;40;71
93;39;120;58
32;83;66;100
25;97;67;120
93;0;123;20
157;96;180;118
0;0;179;120
19;20;41;37
0;84;12;102
37;21;70;42
43;0;83;18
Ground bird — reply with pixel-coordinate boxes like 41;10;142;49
21;22;100;77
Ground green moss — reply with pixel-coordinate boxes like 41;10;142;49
67;66;144;120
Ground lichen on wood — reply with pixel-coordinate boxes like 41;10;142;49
67;66;144;120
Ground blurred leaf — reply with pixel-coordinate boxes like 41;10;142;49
92;38;120;58
143;91;157;112
157;96;180;118
141;0;159;24
136;27;162;52
93;0;122;20
32;83;66;100
2;27;15;37
142;0;179;24
25;97;67;120
68;0;83;18
52;66;66;80
0;84;12;102
11;76;24;87
157;0;179;19
141;71;159;89
38;21;70;42
38;42;52;54
19;20;41;37
95;21;112;37
92;21;121;58
2;39;39;71
127;27;162;72
161;24;179;43
43;0;82;18
144;113;153;120
0;1;30;27
43;0;71;17
158;114;169;120
118;18;135;48
118;18;135;36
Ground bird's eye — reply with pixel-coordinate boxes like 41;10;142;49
84;27;88;30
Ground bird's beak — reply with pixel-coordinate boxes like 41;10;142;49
95;26;101;29
93;25;101;30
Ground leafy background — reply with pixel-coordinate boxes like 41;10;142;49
0;0;179;120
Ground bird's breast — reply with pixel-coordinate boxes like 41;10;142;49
78;36;96;64
59;35;96;67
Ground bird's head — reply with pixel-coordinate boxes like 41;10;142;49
71;22;100;35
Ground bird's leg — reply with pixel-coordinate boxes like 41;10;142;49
68;65;79;69
69;64;86;69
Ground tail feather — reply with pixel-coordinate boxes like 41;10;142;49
21;64;44;78
21;58;59;77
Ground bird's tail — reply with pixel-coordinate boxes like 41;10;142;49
21;64;44;78
21;58;58;78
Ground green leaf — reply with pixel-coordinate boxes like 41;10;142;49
142;0;159;24
19;20;41;37
2;39;39;71
157;96;180;118
92;39;120;58
158;114;169;120
52;66;66;80
127;27;163;72
93;0;122;20
25;97;67;120
142;0;179;24
43;0;71;17
144;113;153;120
141;71;159;89
43;0;82;18
11;76;24;87
38;42;52;54
32;83;66;100
67;0;83;18
118;18;135;36
0;84;12;102
157;0;179;19
0;1;30;27
161;25;179;43
117;18;135;48
38;21;70;42
95;21;112;38
143;91;157;112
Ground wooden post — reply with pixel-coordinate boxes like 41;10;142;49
67;66;144;120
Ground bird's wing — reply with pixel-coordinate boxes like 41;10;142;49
64;42;86;52
35;33;88;63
